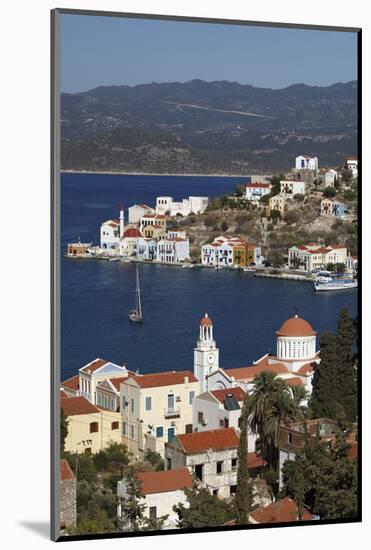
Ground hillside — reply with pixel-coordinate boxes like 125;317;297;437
61;80;357;174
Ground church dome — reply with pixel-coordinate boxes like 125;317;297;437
276;315;316;337
123;228;142;238
200;313;213;326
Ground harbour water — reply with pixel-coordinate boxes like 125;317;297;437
61;173;357;381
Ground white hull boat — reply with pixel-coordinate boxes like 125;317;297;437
314;279;358;292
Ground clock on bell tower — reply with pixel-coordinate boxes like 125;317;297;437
194;313;219;393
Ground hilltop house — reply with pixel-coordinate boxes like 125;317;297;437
128;204;154;224
280;180;306;198
155;196;208;217
164;428;239;498
320;198;345;218
269;193;286;215
295;155;318;171
117;468;193;530
345;157;358;178
120;370;200;458
201;236;262;268
244;182;272;202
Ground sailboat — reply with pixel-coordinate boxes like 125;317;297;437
128;264;143;322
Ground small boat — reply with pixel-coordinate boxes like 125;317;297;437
314;270;333;283
129;265;143;322
109;257;120;262
243;266;255;272
314;279;358;292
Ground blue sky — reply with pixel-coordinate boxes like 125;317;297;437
60;14;358;93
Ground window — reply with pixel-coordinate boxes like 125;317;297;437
198;411;204;424
167;394;175;413
288;432;293;444
111;421;119;430
122;396;126;410
131;398;135;414
130;424;135;440
156;426;163;438
166;457;172;470
185;424;193;433
216;461;223;475
213;489;218;496
231;458;238;470
149;507;157;521
122;422;127;436
189;391;195;405
195;464;203;481
168;427;175;442
89;422;99;433
230;485;237;496
145;396;152;411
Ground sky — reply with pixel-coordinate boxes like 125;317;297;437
60;14;358;93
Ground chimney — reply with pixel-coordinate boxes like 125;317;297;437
184;376;189;384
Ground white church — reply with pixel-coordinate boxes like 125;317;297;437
194;313;319;395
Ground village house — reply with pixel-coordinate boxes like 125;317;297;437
164;428;239;499
320;198;345;218
128;204;155;224
345;255;358;273
201;236;262;268
249;496;315;523
140;214;167;234
295;155;318;171
119;227;143;257
60;460;77;532
156;237;190;263
100;206;125;250
277;418;358;487
268;193;286;215
244;182;272;202
280;180;306;198
288;243;348;272
135;237;157;261
75;357;129;405
167;228;187;240
117;468;193;530
325;168;338;187
345;157;358;178
61;395;121;454
66;241;92;257
120;370;200;458
155;196;208;217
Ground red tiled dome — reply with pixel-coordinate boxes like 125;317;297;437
123;228;142;238
276;315;316;337
200;313;213;326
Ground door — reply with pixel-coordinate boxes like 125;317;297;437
167;427;175;441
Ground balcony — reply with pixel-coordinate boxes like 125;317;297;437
164;407;181;419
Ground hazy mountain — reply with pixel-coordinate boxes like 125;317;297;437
61;79;357;174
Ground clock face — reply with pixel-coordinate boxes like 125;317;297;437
207;353;215;365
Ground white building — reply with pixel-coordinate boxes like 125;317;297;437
295;155;318;171
100;206;125;250
117;468;193;530
194;314;220;393
244;183;272;202
325;169;338;187
346;157;358;178
119;227;143;257
280;180;306;198
77;358;129;406
164;428;239;499
288;243;348;272
128;204;155;224
135;237;157;261
156;238;190;263
156;196;209;217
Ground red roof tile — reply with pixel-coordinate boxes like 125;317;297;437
284;377;304;387
61;396;100;417
249;497;314;523
297;363;315;375
225;363;288;381
245;183;271;189
123;227;142;238
276;316;316;337
136;468;193;495
131;370;198;389
248;452;268;469
60;389;69;399
211;387;247;403
80;358;108;374
61;374;80;392
109;377;127;391
176;428;239;454
60;459;75;481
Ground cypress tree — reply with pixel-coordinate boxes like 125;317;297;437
310;332;339;419
235;397;253;524
336;309;357;421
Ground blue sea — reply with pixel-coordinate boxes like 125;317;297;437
61;173;357;381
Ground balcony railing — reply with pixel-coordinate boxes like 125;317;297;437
164;407;181;418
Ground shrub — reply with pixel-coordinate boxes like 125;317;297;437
323;186;337;198
204;213;219;227
267;223;274;232
284;210;299;225
220;220;229;232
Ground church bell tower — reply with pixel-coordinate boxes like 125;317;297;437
194;313;219;393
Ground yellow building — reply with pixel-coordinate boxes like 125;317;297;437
142;224;167;240
140;214;167;235
269;193;286;216
61;396;121;454
120;370;200;458
232;243;247;267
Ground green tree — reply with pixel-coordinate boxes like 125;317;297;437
235;184;245;197
323;186;337;198
144;450;164;471
220;220;229;232
93;442;129;475
204;213;219;227
173;485;234;528
293;193;305;202
310;333;340;419
284;210;299;225
235;397;253;524
60;408;68;453
120;468;146;531
282;456;309;520
335;309;357;421
72;479;117;534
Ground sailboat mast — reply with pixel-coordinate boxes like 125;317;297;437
136;265;142;318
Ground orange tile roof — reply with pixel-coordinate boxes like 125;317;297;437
276;316;316;337
60;389;69;399
248;452;268;469
249;497;314;523
61;396;100;417
136;468;193;495
80;358;108;373
211;387;247;403
109;377;127;391
131;370;198;389
297;363;315;375
284;377;304;387
176;428;239;454
61;374;79;392
225;362;288;381
60;459;75;481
